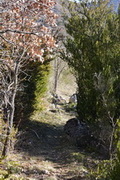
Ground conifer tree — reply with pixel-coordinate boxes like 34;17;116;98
63;0;120;125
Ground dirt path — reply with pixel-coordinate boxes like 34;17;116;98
11;105;97;180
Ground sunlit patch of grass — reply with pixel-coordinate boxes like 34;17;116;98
61;161;89;180
72;152;85;163
36;160;56;172
0;169;8;179
68;164;88;174
0;158;24;180
19;157;56;173
0;154;57;179
5;174;26;180
30;109;67;127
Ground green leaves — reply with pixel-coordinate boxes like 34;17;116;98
63;0;120;123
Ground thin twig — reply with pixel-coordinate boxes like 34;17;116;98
30;129;40;139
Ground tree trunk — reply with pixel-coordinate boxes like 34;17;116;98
2;61;19;157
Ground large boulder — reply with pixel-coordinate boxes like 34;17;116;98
64;118;92;147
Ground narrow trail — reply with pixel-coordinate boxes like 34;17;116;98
14;106;97;180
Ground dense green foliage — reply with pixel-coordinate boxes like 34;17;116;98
15;61;50;122
63;0;120;124
24;62;50;114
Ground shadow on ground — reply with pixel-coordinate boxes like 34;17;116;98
13;116;104;180
15;119;79;165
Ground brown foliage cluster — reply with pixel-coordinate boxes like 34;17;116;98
0;0;57;62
